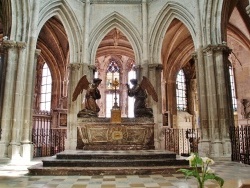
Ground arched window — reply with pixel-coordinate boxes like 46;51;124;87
40;63;52;111
176;69;187;111
106;59;120;117
229;66;237;111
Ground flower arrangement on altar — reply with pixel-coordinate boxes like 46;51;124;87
177;153;224;188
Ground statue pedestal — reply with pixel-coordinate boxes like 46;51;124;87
77;117;154;150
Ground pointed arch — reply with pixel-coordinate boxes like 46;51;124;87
149;2;196;64
89;12;142;66
38;0;82;64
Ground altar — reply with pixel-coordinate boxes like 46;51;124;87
77;117;155;150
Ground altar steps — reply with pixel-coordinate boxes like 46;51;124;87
28;150;190;175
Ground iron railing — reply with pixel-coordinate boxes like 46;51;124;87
165;128;200;156
230;126;250;165
32;128;67;157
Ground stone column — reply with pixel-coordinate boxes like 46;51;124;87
8;42;27;160
21;49;41;161
246;1;250;17
141;0;148;78
148;64;164;149
65;63;82;150
165;80;177;128
202;44;233;158
0;40;18;158
83;0;90;65
21;0;40;161
193;51;210;156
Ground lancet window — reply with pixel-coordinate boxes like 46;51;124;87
40;63;52;111
176;69;187;111
229;65;237;111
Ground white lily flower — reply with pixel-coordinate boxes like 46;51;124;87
206;167;215;173
186;153;196;161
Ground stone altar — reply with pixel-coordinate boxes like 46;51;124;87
77;117;154;150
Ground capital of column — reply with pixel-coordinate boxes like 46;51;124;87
2;40;16;49
134;65;142;71
16;42;27;50
67;63;82;71
203;44;232;55
148;63;163;70
88;64;96;71
192;52;198;60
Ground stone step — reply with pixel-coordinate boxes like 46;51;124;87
56;150;177;160
28;163;189;176
42;158;188;167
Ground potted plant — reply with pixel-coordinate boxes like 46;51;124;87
177;153;224;188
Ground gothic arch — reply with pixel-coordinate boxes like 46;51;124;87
149;2;196;64
38;0;82;64
89;12;142;66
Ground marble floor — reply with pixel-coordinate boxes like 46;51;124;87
0;157;250;188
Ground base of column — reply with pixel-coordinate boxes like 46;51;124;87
8;143;22;161
0;142;9;158
21;142;34;161
198;139;211;156
65;138;77;150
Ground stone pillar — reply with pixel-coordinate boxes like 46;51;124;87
8;42;27;160
202;44;233;158
166;80;177;128
21;49;41;161
148;64;164;149
83;0;90;65
141;0;148;78
65;63;82;150
0;40;18;158
21;0;40;161
246;2;250;17
193;51;210;156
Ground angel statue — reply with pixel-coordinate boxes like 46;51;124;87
72;75;102;117
126;76;158;118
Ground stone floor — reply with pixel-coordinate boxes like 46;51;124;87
0;157;250;188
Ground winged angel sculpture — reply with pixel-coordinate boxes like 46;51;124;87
126;76;158;118
72;75;102;117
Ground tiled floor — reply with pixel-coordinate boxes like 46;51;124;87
0;157;250;188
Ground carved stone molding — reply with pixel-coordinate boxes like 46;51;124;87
67;63;82;71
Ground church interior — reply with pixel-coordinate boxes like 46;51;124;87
1;0;250;187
